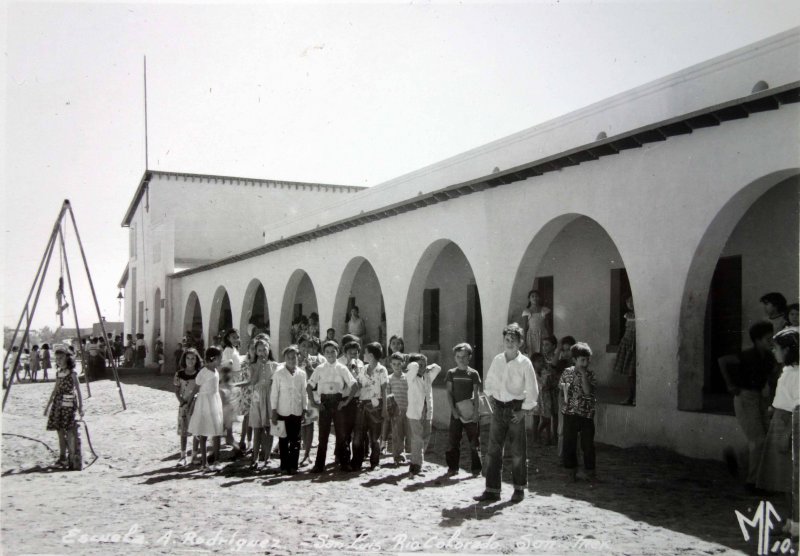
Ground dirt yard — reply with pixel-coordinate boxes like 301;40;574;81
1;373;793;555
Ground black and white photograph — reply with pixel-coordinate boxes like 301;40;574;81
2;1;799;554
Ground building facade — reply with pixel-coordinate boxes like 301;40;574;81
121;29;800;461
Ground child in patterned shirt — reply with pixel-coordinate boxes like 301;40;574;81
558;342;598;482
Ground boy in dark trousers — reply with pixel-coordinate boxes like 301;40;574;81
445;343;482;476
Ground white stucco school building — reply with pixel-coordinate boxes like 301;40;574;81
120;29;800;461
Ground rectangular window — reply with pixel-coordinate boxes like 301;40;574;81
422;288;440;347
608;268;632;349
129;225;137;259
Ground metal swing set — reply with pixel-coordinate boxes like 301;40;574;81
2;200;127;467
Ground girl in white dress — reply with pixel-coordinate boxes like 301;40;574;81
522;290;551;357
188;347;224;470
247;338;277;468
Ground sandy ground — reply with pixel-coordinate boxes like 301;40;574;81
1;372;795;555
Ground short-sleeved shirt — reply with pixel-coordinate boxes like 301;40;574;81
734;348;776;391
445;367;481;404
559;366;597;419
356;364;388;402
308;361;355;395
389;373;409;411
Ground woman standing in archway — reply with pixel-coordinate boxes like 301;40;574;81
522;290;551;358
347;306;367;342
614;296;637;405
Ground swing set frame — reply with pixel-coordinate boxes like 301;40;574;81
2;200;127;411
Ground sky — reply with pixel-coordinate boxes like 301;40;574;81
2;1;799;332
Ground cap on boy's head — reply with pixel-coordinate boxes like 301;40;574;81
407;362;420;374
53;344;68;354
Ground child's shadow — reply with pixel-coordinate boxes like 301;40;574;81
1;464;70;477
439;499;521;528
404;472;472;492
361;470;410;488
120;464;203;485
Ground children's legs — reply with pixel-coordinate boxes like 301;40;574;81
391;416;405;460
484;406;509;494
302;423;313;458
509;412;527;491
351;406;366;469
263;431;273;461
212;436;221;461
562;414;579;470
578;417;596;471
445;416;464;471
368;417;382;468
538;417;551;444
251;427;262;464
408;418;423;466
198;437;208;466
240;415;249;447
421;417;432;462
57;429;67;460
192;437;200;460
180;434;188;456
315;406;334;470
464;421;482;474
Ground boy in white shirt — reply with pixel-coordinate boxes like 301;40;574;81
307;340;356;473
475;323;538;503
270;345;308;475
405;353;442;475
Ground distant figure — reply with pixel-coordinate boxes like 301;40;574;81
719;321;776;491
756;328;799;537
761;292;789;333
346;306;367;342
30;345;41;383
325;328;336;343
614;296;637;405
786;303;799;331
134;333;146;368
522;290;551;357
40;344;52;381
308;313;320;340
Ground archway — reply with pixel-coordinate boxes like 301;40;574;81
208;286;233;346
183;291;203;350
403;240;483;373
332;257;386;346
240;279;270;349
678;171;799;412
279;270;319;350
507;214;635;403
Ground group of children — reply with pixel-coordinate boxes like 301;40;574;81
168;321;601;502
4;344;52;383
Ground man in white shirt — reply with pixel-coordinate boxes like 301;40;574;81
405;354;442;475
270;345;308;475
475;323;539;503
307;340;357;473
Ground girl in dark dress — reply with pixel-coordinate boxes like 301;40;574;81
44;345;84;469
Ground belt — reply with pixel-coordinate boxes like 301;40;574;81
491;397;523;410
